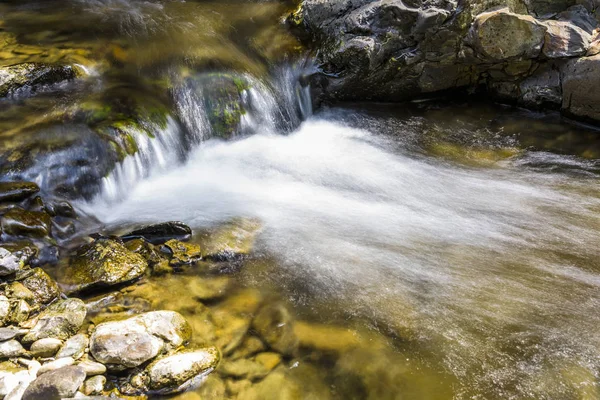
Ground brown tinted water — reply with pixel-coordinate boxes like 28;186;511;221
3;1;600;399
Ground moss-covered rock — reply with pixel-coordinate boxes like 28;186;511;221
0;207;52;238
60;238;147;294
0;182;39;203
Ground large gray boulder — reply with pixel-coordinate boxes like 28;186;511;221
290;0;600;121
561;54;600;121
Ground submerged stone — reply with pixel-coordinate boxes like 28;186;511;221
0;182;39;203
121;221;192;244
61;238;147;293
252;303;298;356
0;208;51;238
200;218;261;260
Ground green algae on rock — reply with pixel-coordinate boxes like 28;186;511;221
21;298;86;344
60;238;147;294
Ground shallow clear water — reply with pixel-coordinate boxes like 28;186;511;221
3;0;600;398
85;104;600;399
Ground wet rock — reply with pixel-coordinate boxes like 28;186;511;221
30;338;62;358
122;221;192;245
22;365;86;400
0;182;39;203
5;282;35;303
252;303;298;356
162;239;202;266
0;208;52;238
22;299;86;344
125;239;162;266
80;375;105;396
142;347;220;394
18;267;61;305
220;353;280;381
542;20;591;58
38;357;75;375
196;374;226;399
77;359;106;376
89;311;191;370
236;368;302;400
0;124;119;200
61;238;147;293
200;218;261;260
469;9;547;60
0;340;25;359
50;201;77;219
56;334;88;360
230;336;267;360
0;63;78;98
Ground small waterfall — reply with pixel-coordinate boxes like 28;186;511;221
94;64;313;204
99;117;186;202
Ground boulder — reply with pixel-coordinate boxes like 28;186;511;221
22;365;86;400
469;9;547;60
141;347;220;394
561;54;600;121
0;208;52;238
60;238;147;293
0;182;39;203
22;299;86;344
121;221;192;244
89;311;191;370
542;20;591;58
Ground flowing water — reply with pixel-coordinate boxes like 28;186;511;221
3;1;600;399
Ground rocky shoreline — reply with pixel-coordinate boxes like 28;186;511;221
289;0;600;123
0;181;389;399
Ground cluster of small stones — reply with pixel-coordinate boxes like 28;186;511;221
0;183;370;399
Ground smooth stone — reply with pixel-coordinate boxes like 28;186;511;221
30;338;62;358
89;311;191;370
80;375;105;396
145;347;220;394
121;221;192;245
0;63;78;98
252;303;298;356
22;299;86;344
0;340;25;359
50;201;77;218
0;208;52;238
56;334;88;360
0;182;39;203
77;360;106;376
61;238;147;294
18;267;61;305
22;365;86;400
0;327;23;342
38;357;75;375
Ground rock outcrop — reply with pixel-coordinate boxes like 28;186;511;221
290;0;600;122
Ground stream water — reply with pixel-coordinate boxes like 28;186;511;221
2;1;600;399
